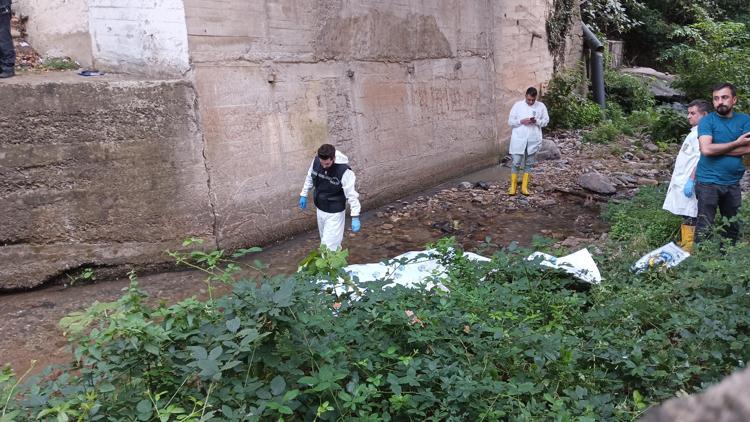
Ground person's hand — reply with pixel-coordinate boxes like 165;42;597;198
683;179;695;197
739;132;750;145
299;196;307;209
351;217;361;232
520;118;532;125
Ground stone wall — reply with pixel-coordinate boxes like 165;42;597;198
0;73;214;289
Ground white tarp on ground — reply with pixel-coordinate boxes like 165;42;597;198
631;242;690;273
319;249;491;297
526;248;602;284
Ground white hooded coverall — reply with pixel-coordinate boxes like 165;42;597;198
300;150;361;251
663;126;699;218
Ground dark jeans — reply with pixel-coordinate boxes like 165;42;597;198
0;7;14;70
695;182;742;243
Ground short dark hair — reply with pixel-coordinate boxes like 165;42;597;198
317;144;336;159
525;87;538;97
711;82;736;97
687;99;710;114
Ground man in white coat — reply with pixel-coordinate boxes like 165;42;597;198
299;144;361;251
662;99;709;252
507;87;550;195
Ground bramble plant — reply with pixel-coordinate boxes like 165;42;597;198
603;185;682;249
3;197;750;420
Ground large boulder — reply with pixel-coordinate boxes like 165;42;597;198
578;172;616;194
536;139;562;161
642;366;750;422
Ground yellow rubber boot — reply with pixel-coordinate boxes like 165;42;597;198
508;173;518;196
521;173;531;196
680;224;695;253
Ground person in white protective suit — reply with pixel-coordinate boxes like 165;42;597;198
507;86;550;196
299;144;361;251
662;99;710;253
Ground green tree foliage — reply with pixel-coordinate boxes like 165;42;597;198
580;0;644;36
661;18;750;102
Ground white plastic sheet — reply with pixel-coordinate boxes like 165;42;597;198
318;249;491;298
631;242;690;273
526;248;602;284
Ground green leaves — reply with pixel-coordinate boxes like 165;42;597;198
662;17;750;102
7;221;750;420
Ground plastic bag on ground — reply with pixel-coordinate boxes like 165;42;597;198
631;242;690;273
526;248;602;284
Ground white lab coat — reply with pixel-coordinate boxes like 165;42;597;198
300;150;361;250
663;127;699;218
507;99;550;155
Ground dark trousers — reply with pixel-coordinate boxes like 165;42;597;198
0;8;14;70
695;183;742;243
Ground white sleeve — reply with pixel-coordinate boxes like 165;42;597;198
536;103;550;128
300;160;314;197
508;102;522;128
341;169;361;217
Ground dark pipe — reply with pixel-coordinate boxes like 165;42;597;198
582;24;606;109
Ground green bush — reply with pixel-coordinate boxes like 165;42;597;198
583;120;622;143
604;69;656;113
661;18;750;103
622;108;659;137
650;106;691;144
4;203;750;420
603;185;682;248
544;69;604;129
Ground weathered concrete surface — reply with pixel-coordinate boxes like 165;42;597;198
15;0;189;77
14;0;94;67
642;366;750;422
2;1;582;288
0;72;215;289
186;0;567;249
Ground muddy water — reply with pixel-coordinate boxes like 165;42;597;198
0;165;605;376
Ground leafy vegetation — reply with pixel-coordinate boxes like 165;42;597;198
543;69;603;130
603;185;682;249
3;191;750;420
41;57;80;71
650;106;691;144
661;17;750;103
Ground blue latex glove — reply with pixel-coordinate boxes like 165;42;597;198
299;196;307;209
351;217;361;232
683;179;695;197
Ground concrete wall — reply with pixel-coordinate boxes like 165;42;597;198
0;73;214;290
186;0;558;249
1;0;580;289
14;0;190;77
14;0;94;67
88;0;190;77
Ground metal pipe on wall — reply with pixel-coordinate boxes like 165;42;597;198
582;24;606;109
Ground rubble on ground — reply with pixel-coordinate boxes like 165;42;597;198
362;129;679;252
